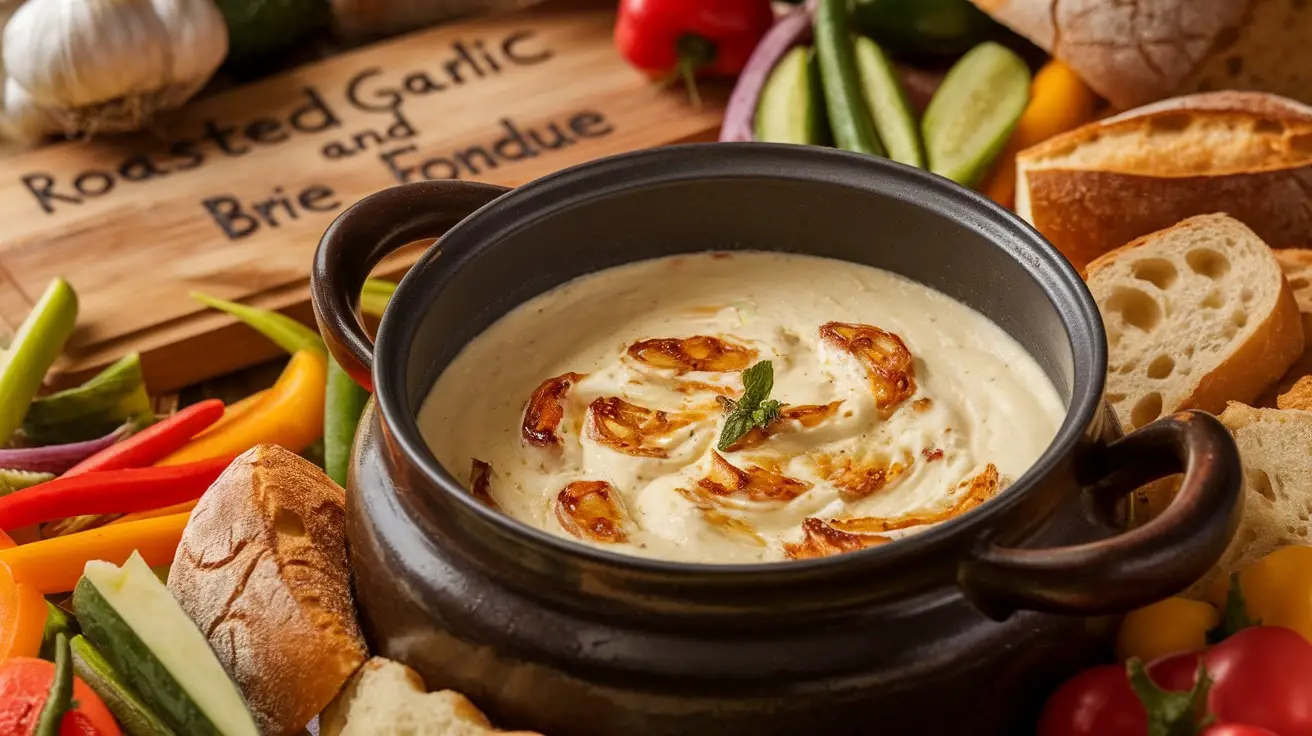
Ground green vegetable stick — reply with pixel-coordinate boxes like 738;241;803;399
0;470;55;497
35;633;73;736
360;279;398;318
39;602;79;662
190;292;326;357
0;278;78;444
325;356;369;487
23;353;154;444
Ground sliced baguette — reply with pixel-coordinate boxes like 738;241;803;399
969;0;1312;110
1086;214;1304;431
1014;91;1312;272
1259;249;1312;406
321;657;542;736
168;445;367;736
1187;403;1312;597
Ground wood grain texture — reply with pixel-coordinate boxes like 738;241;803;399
0;2;724;392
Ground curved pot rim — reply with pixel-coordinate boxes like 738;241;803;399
371;142;1108;580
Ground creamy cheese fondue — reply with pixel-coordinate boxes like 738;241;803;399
419;252;1065;564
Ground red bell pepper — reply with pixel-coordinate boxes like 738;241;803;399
0;457;232;530
614;0;775;106
62;399;225;477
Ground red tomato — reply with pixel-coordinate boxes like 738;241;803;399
1201;726;1281;736
1151;627;1312;736
0;657;122;736
1037;664;1147;736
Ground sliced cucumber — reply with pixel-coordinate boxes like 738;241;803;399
71;635;177;736
921;41;1030;186
854;37;924;168
23;353;154;444
755;46;823;145
73;552;259;736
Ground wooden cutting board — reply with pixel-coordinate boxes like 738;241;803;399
0;1;726;392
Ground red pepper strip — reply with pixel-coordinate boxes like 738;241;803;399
615;0;775;103
62;400;225;478
0;457;232;530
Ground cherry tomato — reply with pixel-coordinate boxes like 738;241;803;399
1037;664;1146;736
1152;627;1312;736
1201;726;1281;736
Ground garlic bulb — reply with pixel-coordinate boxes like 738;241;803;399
2;0;228;137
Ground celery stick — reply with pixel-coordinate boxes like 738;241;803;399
0;278;77;443
190;292;326;357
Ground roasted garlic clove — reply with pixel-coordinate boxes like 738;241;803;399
820;322;916;417
522;372;586;446
828;464;1001;534
627;336;757;374
726;401;843;451
784;518;892;560
468;459;499;509
585;397;701;458
553;480;633;543
811;449;912;500
697;451;812;503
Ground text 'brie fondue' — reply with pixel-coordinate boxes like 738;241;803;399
420;252;1065;564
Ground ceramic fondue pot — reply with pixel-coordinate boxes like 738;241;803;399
310;143;1243;736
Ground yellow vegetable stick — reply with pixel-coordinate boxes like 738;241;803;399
194;389;270;438
107;500;199;526
155;351;326;466
1211;545;1312;644
981;60;1098;209
0;513;189;594
1116;596;1219;663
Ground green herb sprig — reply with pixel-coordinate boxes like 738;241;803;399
716;360;783;451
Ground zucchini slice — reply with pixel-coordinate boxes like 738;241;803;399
71;634;176;736
73;552;259;736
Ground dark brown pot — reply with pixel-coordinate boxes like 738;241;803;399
311;144;1243;736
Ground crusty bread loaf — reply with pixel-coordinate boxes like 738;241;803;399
1259;249;1312;406
969;0;1312;110
1014;91;1312;272
321;658;542;736
1187;403;1312;597
168;445;367;736
1086;214;1304;431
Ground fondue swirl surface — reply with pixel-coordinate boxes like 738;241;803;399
419;252;1066;564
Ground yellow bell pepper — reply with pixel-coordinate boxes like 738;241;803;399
155;351;326;466
1117;596;1219;663
1210;545;1312;644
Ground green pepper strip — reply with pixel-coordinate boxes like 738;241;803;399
190;292;326;358
39;602;78;661
35;632;73;736
359;279;397;318
0;278;78;444
324;358;368;487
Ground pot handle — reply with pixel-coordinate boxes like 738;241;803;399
957;410;1243;620
310;180;511;391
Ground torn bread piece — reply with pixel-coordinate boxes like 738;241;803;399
1186;403;1312;598
321;657;542;736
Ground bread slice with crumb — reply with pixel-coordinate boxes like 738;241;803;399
1086;214;1304;432
321;657;542;736
1187;403;1312;598
1259;249;1312;406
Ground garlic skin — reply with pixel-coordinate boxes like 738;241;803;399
2;0;228;135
